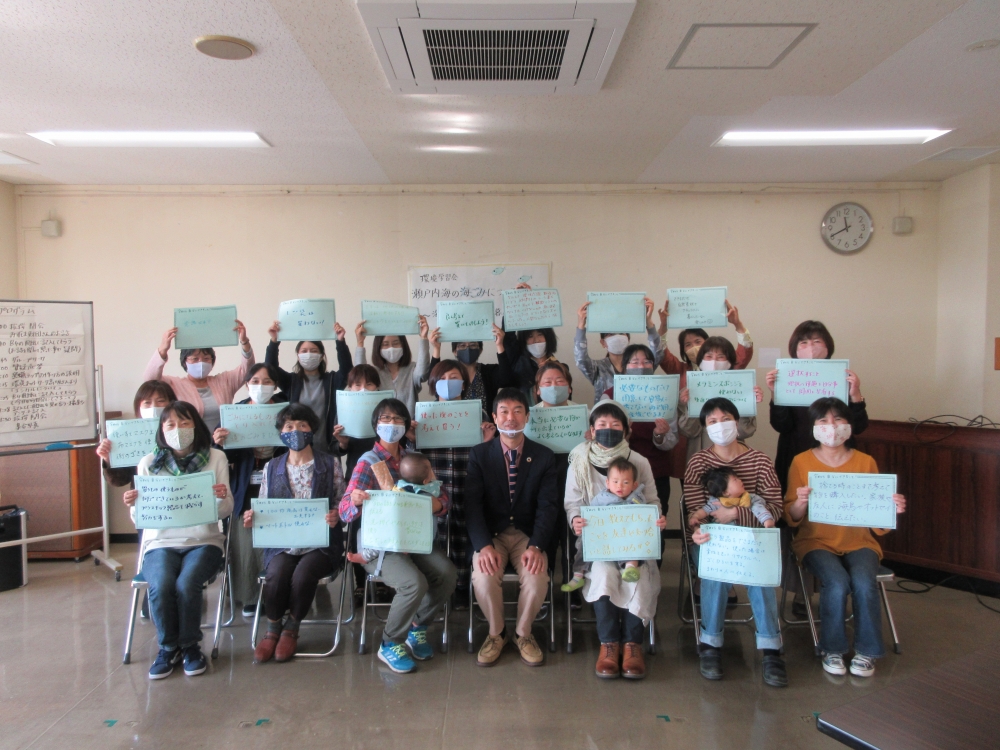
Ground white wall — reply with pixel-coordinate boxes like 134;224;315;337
16;183;943;531
0;180;17;299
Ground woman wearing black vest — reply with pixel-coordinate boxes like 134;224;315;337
242;404;345;664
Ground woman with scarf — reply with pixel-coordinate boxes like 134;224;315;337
563;400;667;680
123;401;233;680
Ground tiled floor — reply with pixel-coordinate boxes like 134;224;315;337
3;542;999;750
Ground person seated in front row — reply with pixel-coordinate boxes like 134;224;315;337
123;401;233;680
562;458;648;593
339;398;458;674
689;466;775;529
465;388;560;668
242;404;345;664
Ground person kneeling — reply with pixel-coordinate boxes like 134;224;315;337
243;404;345;664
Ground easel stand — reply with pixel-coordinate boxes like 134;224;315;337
0;365;123;581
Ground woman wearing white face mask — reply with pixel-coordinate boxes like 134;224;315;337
574;297;662;398
655;298;755;380
211;363;289;614
683;397;787;686
354;319;431;419
97;379;178;488
429;320;517;418
414;360;496;608
500;283;566;405
784;398;906;679
765;320;869;493
265;320;353;456
122;401;234;680
676;337;763;463
143;322;255;434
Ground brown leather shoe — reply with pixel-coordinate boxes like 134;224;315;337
621;642;645;680
274;630;299;662
254;631;280;663
595;642;620;679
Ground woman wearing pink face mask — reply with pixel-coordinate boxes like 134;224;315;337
766;321;868;493
783;397;905;679
676;336;763;462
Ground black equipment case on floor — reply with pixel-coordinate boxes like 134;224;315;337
0;505;28;591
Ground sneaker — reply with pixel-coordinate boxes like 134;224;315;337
849;653;876;678
560;575;586;593
621;566;640;583
378;641;416;674
822;653;847;676
148;648;181;680
762;654;788;688
699;647;723;681
242;603;257;618
182;645;207;676
514;633;544;666
477;632;507;667
406;626;434;661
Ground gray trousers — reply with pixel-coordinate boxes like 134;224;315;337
364;547;457;642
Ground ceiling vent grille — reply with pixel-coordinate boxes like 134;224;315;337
423;29;569;81
357;0;635;95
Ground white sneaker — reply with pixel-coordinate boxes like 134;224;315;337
849;653;876;677
822;653;847;675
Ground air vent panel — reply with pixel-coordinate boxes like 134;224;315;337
423;29;569;81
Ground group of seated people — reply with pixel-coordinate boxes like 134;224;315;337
97;293;905;686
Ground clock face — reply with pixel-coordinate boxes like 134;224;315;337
821;202;873;254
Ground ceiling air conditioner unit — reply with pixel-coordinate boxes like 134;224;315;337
356;0;635;94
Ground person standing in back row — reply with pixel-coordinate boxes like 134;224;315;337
574;297;661;398
354;317;432;418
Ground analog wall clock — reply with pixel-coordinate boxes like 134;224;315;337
821;202;873;254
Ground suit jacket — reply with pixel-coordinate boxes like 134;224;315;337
464;436;559;554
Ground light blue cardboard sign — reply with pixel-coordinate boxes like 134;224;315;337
436;300;495;342
581;504;661;562
697;524;783;587
501;288;563;332
585;292;647;334
335;389;395;439
277;298;336;341
808;472;897;529
414;400;483;449
134;471;218;530
666;287;728;329
106;418;159;468
773;359;850;407
687;369;757;418
524;404;588;454
614;374;680;421
173;305;239;349
361;300;421;336
251;498;330;549
219;403;286;449
360;490;434;554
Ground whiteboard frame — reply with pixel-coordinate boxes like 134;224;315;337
0;299;99;447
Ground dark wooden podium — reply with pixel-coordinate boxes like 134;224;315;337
854;419;1000;583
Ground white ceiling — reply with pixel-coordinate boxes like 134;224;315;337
0;0;998;185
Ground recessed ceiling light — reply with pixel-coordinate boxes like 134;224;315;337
966;39;1000;52
420;145;485;153
194;35;255;60
0;151;33;165
714;129;951;146
27;131;269;147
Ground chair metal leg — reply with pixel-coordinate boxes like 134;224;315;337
250;578;264;649
548;577;556;653
797;563;822;656
467;584;476;653
220;564;236;627
648;617;656;654
880;580;902;655
211;566;228;660
123;586;141;665
358;576;371;655
684;547;702;646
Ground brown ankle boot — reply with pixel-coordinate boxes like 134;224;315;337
595;642;620;679
621;642;645;679
274;629;299;662
254;631;280;663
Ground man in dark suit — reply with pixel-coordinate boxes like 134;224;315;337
465;387;559;667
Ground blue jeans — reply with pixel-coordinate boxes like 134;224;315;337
691;545;782;650
803;548;884;658
593;596;645;644
142;545;224;651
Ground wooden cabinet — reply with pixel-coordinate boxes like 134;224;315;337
854;420;1000;583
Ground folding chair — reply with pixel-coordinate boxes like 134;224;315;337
467;562;557;654
249;536;355;659
354;514;452;655
676;501;754;647
564;522;656;654
780;548;901;656
123;521;232;665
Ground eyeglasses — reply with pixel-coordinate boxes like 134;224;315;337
377;416;407;425
454;343;481;351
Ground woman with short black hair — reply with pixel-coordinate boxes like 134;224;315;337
354;320;432;418
429;321;517;418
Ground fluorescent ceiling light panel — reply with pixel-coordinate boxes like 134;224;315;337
420;145;485;153
0;151;33;165
27;131;269;147
714;129;951;147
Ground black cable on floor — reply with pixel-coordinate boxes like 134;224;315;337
886;575;1000;614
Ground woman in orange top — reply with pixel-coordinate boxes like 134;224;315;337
784;397;906;680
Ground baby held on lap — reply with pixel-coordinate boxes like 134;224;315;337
689;467;775;529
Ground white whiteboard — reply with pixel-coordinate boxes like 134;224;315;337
0;300;97;447
408;263;551;325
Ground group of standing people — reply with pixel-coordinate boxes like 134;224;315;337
98;288;905;686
